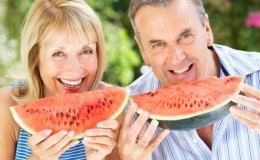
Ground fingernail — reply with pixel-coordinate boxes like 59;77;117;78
229;106;236;114
142;111;149;118
232;95;239;100
61;130;68;136
84;137;90;141
44;130;52;135
97;122;103;127
85;130;91;135
165;130;170;135
151;119;159;126
72;140;79;146
68;131;74;137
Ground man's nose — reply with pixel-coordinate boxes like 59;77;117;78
166;45;186;65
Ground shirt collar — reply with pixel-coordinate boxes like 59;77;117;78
213;44;260;76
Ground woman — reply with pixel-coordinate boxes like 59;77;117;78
0;0;118;159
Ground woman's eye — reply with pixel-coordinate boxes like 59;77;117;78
83;49;93;54
52;51;63;57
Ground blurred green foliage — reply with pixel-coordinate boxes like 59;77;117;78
0;0;259;88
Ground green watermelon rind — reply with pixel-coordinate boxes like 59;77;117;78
9;107;34;136
9;87;130;140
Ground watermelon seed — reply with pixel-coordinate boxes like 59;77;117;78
104;98;107;102
69;121;73;126
76;122;80;126
102;101;105;106
60;112;64;118
66;113;70;118
109;100;113;104
185;104;188;107
190;104;193;108
56;113;59;117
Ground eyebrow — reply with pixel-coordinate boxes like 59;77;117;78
147;28;192;46
178;28;192;38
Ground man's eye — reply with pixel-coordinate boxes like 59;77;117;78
181;33;191;39
179;33;193;44
52;51;63;57
152;43;162;48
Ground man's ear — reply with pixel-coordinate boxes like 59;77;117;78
204;14;214;47
134;35;151;65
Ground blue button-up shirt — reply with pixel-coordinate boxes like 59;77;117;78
129;44;260;160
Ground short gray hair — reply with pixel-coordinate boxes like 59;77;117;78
128;0;206;27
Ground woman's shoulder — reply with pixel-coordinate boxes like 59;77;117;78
0;86;17;107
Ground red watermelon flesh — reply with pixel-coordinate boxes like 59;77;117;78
10;87;129;140
132;76;243;129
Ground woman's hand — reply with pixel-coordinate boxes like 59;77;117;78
83;119;118;160
117;104;170;160
28;130;79;160
230;83;260;134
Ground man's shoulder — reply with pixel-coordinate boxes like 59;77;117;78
214;44;260;76
214;44;260;59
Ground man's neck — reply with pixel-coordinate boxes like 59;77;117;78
196;124;214;149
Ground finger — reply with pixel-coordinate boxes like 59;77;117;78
232;95;260;112
28;129;52;147
83;136;116;147
230;106;260;124
84;142;114;154
47;131;75;155
147;129;170;152
86;128;117;140
97;119;118;130
39;130;68;150
126;111;149;144
54;140;79;157
137;122;146;140
118;104;137;143
137;119;159;148
239;83;260;100
231;112;259;130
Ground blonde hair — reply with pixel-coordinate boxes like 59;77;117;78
15;0;106;102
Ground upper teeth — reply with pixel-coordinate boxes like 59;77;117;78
172;67;189;74
60;79;82;86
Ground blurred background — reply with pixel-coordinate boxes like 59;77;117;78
0;0;259;87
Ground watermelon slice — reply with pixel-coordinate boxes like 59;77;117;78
132;76;244;130
10;87;129;140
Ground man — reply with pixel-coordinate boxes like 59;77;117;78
117;0;260;159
